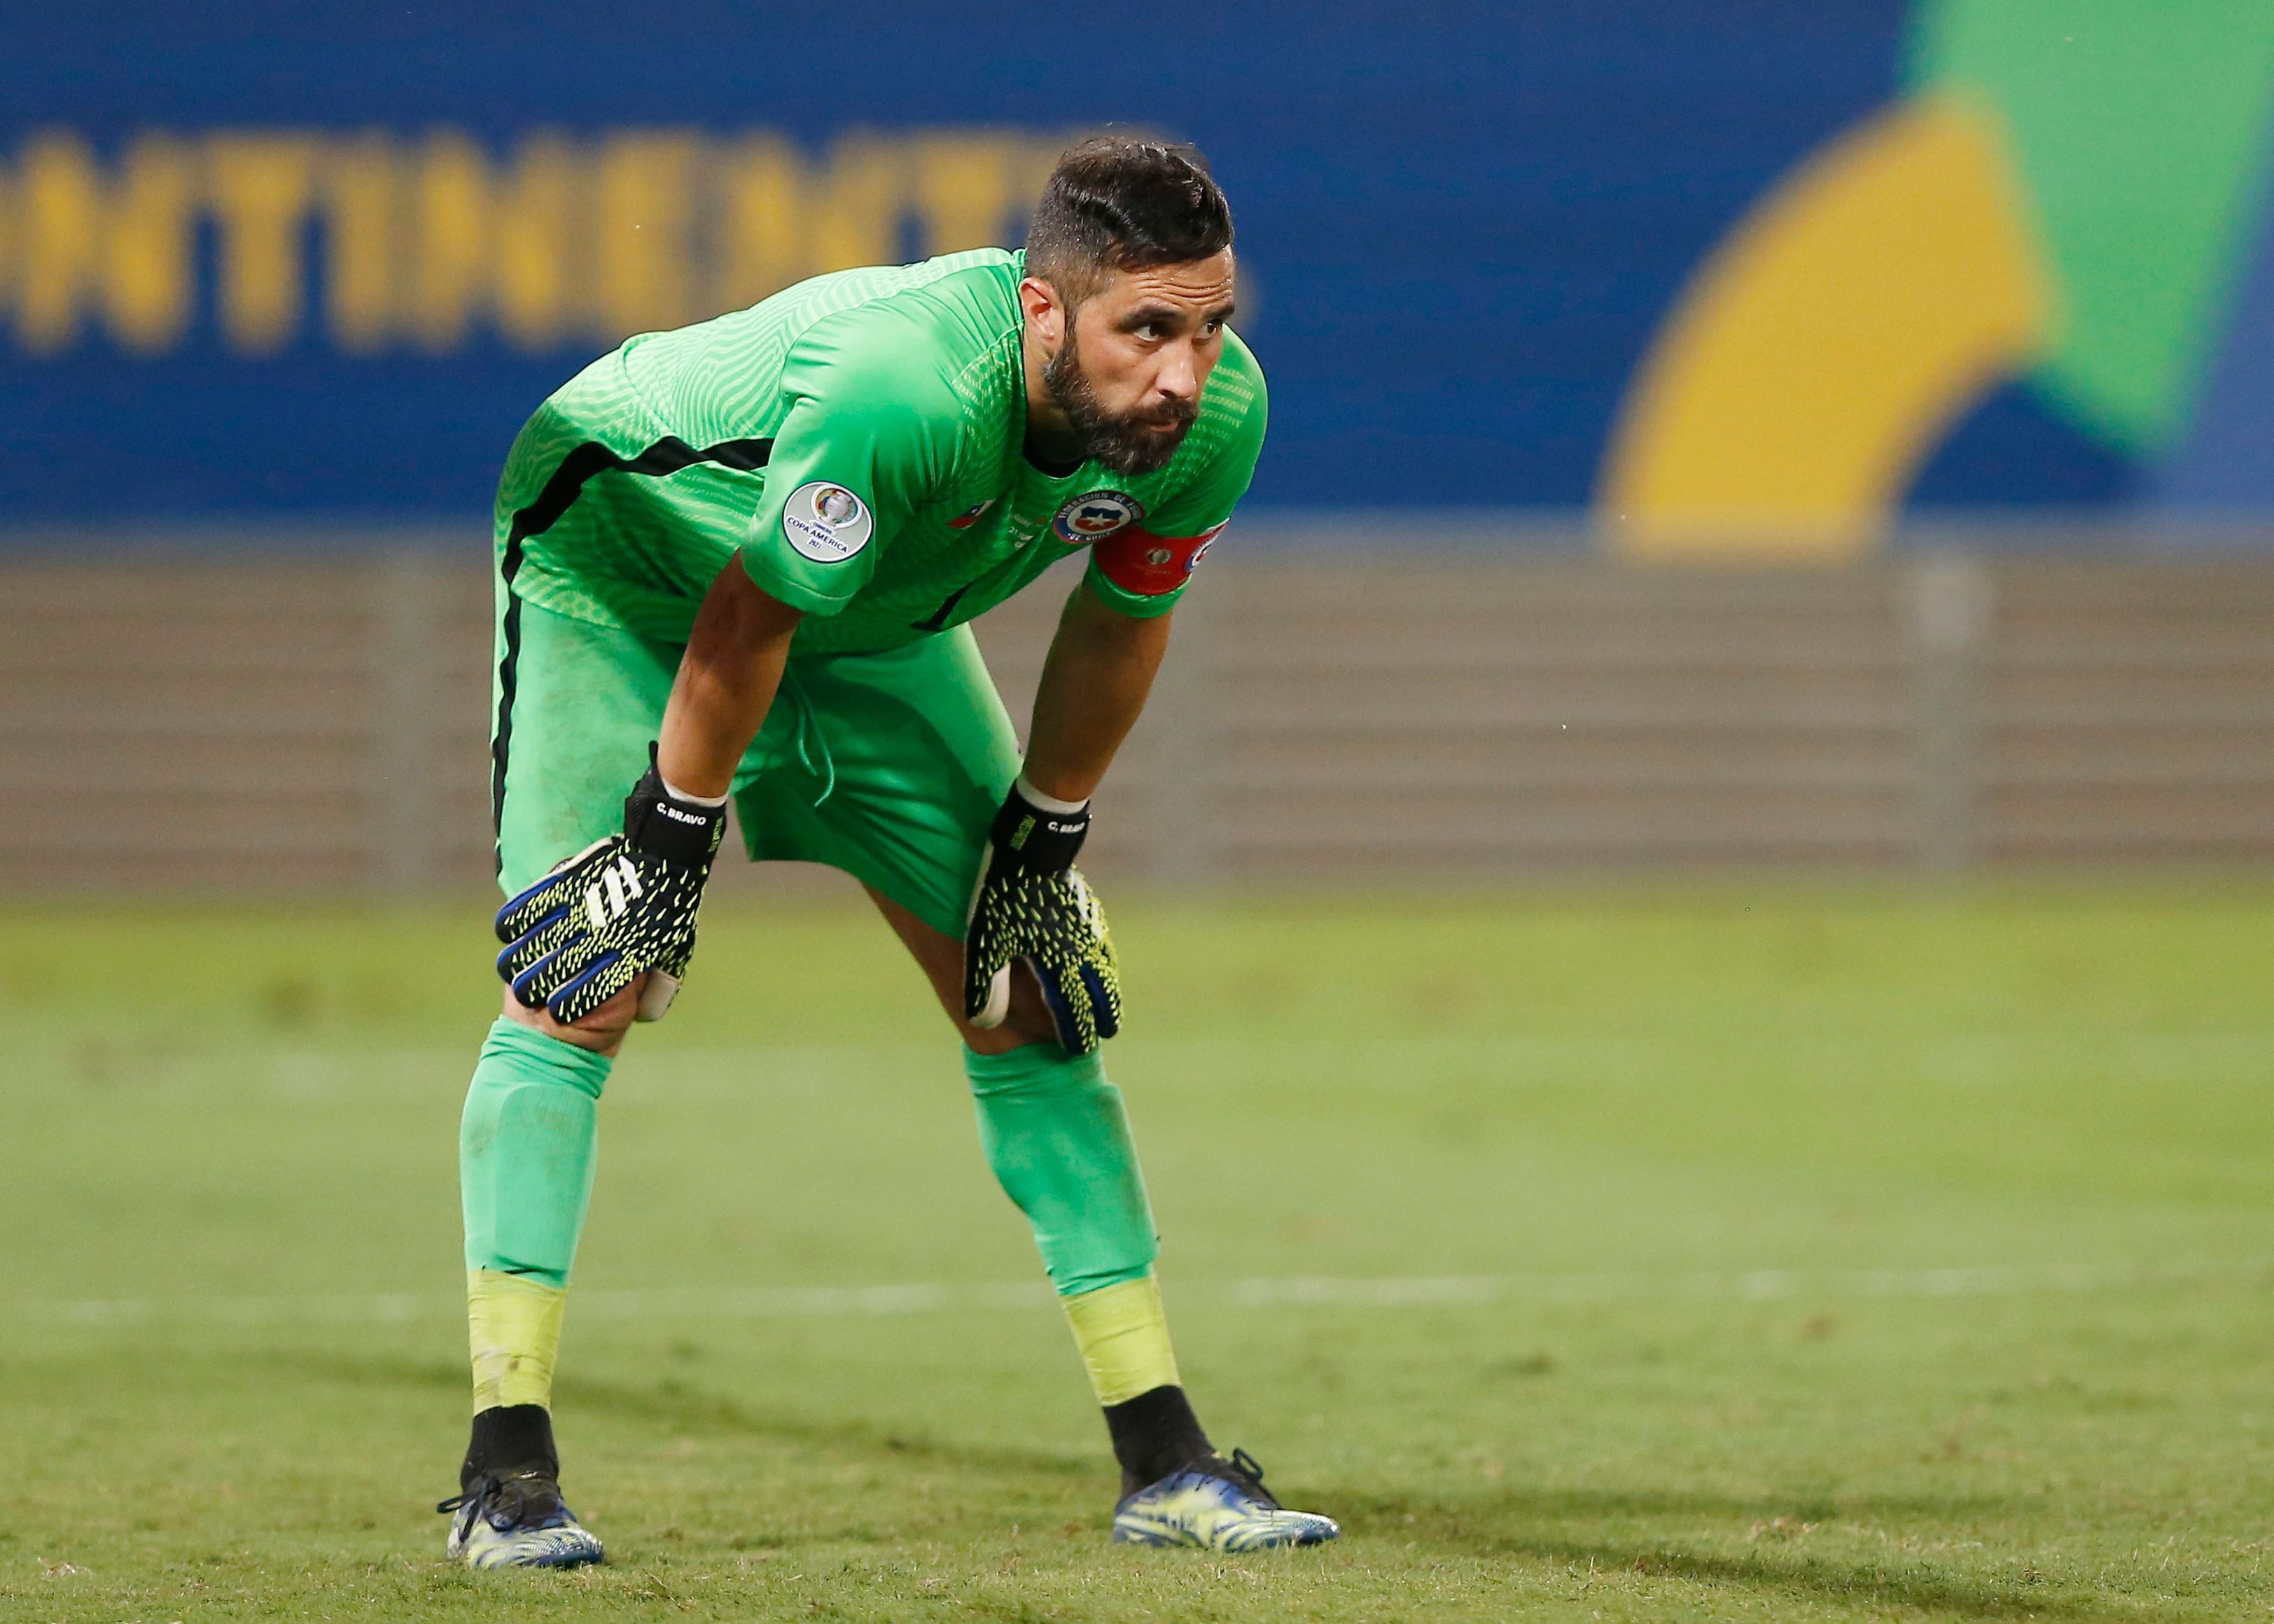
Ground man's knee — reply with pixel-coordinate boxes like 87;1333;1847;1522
958;962;1060;1054
498;977;643;1059
862;887;1061;1054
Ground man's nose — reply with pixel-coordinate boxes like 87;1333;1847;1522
1156;346;1199;402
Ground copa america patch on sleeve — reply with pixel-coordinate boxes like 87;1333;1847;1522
781;481;875;563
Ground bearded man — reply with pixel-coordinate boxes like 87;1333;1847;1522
440;135;1337;1567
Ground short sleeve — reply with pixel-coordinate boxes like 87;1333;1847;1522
737;311;958;615
1084;333;1267;619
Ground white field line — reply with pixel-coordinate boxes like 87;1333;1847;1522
9;1259;2266;1329
225;1028;2274;1101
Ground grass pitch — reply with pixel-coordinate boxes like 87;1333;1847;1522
1;881;2270;1621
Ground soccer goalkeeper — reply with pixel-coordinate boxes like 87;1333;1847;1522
440;136;1338;1567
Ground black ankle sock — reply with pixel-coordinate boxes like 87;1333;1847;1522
1103;1385;1213;1493
463;1404;558;1490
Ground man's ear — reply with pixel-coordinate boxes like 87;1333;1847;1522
1019;276;1066;356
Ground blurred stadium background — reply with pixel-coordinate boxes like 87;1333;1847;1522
6;4;2274;1620
7;0;2273;886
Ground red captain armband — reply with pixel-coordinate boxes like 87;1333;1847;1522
1091;523;1227;598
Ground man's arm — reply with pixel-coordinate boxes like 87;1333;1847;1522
959;579;1165;1053
656;559;806;799
1021;578;1174;803
494;557;802;1031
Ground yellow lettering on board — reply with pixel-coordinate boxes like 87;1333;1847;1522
6;125;1075;356
406;131;490;353
1006;136;1066;232
711;135;807;312
595;131;701;339
491;134;578;352
809;135;909;276
206;134;319;355
403;132;584;352
102;135;197;354
13;133;106;352
912;132;1019;256
320;134;398;354
13;131;196;354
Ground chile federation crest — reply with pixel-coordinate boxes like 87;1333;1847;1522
1051;491;1145;546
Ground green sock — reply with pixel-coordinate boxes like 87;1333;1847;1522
965;1043;1159;1296
460;1018;612;1288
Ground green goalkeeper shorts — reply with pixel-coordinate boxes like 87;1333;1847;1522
492;594;1021;940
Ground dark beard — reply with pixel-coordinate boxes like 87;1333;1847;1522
1042;330;1199;477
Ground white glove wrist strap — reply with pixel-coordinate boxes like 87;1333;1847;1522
1014;776;1090;816
660;776;730;809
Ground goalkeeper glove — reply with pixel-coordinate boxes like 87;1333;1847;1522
963;780;1122;1055
494;745;727;1025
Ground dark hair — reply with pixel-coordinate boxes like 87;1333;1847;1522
1025;136;1234;304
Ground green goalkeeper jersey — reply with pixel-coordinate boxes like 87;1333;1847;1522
496;248;1267;657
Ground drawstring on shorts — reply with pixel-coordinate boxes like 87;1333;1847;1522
776;670;838;808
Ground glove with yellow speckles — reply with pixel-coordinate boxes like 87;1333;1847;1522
963;781;1123;1055
494;745;727;1026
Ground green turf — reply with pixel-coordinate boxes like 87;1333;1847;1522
2;881;2270;1621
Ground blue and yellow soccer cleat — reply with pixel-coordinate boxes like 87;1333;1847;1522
1112;1448;1340;1550
439;1469;606;1569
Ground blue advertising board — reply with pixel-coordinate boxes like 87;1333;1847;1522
6;1;2271;552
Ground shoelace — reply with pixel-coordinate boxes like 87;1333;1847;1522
436;1464;500;1519
436;1469;558;1522
1212;1448;1285;1508
435;1472;496;1517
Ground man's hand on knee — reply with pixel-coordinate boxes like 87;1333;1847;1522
959;962;1062;1055
494;746;728;1026
499;975;645;1058
963;782;1123;1055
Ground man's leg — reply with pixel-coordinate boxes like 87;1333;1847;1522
864;891;1218;1495
447;588;686;1568
737;630;1337;1546
456;987;636;1476
867;895;1334;1545
735;634;1215;1483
